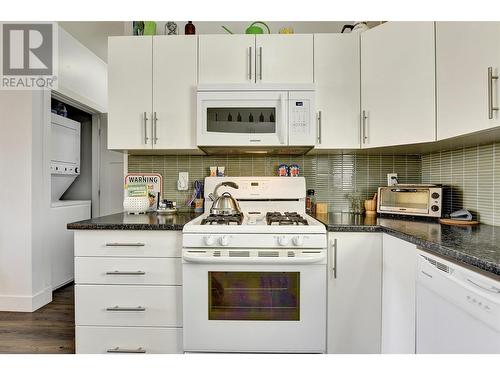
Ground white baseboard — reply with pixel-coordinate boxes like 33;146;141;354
0;286;53;312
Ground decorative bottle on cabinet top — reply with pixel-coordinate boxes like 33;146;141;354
185;21;196;35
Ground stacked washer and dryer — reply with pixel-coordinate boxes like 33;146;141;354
49;113;91;289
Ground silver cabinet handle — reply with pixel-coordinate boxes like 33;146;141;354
317;111;322;144
143;112;149;144
105;242;145;247
153;111;158;144
248;46;252;80
105;271;146;275
106;306;146;312
107;347;146;354
488;67;499;119
466;278;500;294
362;110;368;144
259;46;263;81
329;239;337;279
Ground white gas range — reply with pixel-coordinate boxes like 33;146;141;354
182;177;327;353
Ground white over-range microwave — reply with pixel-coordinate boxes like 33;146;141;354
197;85;316;152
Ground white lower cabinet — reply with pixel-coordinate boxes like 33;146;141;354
75;285;182;327
381;234;417;354
74;230;183;354
327;232;382;353
76;326;183;354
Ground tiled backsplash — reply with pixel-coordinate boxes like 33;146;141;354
128;153;421;212
421;142;500;225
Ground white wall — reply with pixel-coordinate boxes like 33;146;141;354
0;91;38;311
57;26;108;113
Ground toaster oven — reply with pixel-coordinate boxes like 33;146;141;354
377;184;443;218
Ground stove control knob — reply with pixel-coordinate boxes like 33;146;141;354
278;236;290;246
292;236;304;246
220;235;230;246
204;236;215;246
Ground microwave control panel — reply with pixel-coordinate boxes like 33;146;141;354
288;91;315;146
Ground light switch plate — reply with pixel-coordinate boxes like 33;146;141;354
177;172;189;191
387;173;398;186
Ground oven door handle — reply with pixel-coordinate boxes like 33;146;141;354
182;253;326;265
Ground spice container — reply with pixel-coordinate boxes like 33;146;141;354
306;189;315;214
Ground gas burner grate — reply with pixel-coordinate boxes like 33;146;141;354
201;213;243;225
266;211;309;226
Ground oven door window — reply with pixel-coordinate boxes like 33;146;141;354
208;272;300;321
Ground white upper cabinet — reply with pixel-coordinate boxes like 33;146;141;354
108;36;152;150
314;33;360;149
153;36;198;149
361;22;436;148
108;36;198;150
327;233;382;354
198;34;313;85
436;22;500;140
198;35;255;84
255;34;313;84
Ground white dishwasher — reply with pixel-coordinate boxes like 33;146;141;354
416;250;500;354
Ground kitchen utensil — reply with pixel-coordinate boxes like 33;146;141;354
209;181;240;215
210;192;241;215
439;218;479;226
245;21;270;34
364;192;378;215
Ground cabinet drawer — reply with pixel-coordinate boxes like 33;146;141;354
75;257;182;285
76;326;183;354
75;285;182;327
74;231;181;257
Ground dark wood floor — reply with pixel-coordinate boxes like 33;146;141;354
0;284;75;354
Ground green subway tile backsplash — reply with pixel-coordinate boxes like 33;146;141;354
421;142;500;225
128;153;422;212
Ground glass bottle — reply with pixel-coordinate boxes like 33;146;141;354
259;112;264;122
270;113;275;122
227;113;232;121
306;189;315;214
249;113;254;122
185;21;196;35
237;112;242;122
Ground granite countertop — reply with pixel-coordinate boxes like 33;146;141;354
314;212;500;277
67;210;500;277
67;211;201;231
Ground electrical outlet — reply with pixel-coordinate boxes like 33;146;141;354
177;172;189;191
387;173;398;186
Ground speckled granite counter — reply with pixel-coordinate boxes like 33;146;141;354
67;211;201;231
315;212;500;277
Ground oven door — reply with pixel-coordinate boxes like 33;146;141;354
197;90;288;147
182;252;326;353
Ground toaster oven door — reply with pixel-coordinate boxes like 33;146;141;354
378;188;430;215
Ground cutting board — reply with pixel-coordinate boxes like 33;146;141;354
439;218;479;226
